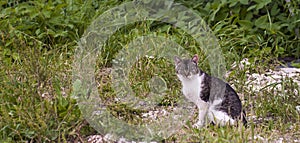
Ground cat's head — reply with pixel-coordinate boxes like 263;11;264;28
174;54;199;80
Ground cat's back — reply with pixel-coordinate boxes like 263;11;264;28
209;76;241;100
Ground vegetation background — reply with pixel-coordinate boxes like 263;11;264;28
0;0;299;142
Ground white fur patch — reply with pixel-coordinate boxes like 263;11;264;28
207;99;235;126
177;73;206;108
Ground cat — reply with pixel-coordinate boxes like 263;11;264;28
174;54;247;128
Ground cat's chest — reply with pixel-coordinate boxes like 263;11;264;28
180;75;204;101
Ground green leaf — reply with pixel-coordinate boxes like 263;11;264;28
275;46;285;56
54;30;68;38
291;62;300;68
240;0;249;5
269;23;281;33
256;0;272;10
47;29;55;35
271;3;279;16
255;15;268;29
58;95;69;111
245;12;253;20
247;5;256;11
5;40;13;47
215;8;229;21
35;29;41;36
12;52;20;61
231;6;241;14
238;20;253;29
29;11;40;19
210;2;224;21
42;9;51;19
229;1;238;7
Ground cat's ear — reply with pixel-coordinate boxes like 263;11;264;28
174;56;181;65
192;54;198;63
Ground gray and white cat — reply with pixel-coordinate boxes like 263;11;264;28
174;54;247;128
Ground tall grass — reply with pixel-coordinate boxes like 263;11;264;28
0;0;299;142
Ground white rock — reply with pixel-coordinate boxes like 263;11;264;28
87;135;104;143
287;73;297;78
145;55;154;59
271;74;282;79
248;115;257;120
253;135;265;141
296;105;300;112
41;92;49;98
231;58;250;70
280;68;300;73
275;137;283;143
117;137;130;143
104;134;114;142
294;89;298;95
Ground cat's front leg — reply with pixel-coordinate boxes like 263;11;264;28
193;103;209;128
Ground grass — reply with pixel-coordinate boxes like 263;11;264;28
1;0;300;142
2;24;299;142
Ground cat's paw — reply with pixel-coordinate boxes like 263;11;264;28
193;120;205;129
